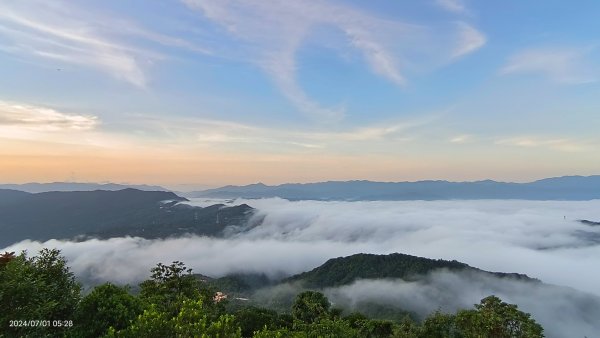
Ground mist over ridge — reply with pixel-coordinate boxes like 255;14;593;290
4;198;599;293
320;270;600;338
4;197;600;337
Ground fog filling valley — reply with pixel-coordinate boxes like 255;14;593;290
322;271;600;338
4;198;600;336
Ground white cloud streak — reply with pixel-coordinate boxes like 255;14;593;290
0;5;146;87
0;100;103;144
131;113;432;153
495;136;589;153
449;134;472;143
452;22;486;58
0;100;138;150
0;1;208;87
0;100;97;132
182;0;484;120
500;47;598;85
343;25;406;86
435;0;467;14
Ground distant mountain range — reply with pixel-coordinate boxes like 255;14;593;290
0;189;253;248
188;175;600;201
0;182;169;193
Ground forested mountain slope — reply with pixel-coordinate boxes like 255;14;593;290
0;189;253;247
285;253;536;288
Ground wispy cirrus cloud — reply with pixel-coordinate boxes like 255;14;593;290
0;100;145;151
129;112;436;153
435;0;468;14
0;100;110;148
0;1;209;87
495;136;590;153
452;22;486;58
0;96;433;155
500;47;598;85
181;0;405;121
0;3;146;87
449;134;472;144
182;0;485;121
0;100;97;132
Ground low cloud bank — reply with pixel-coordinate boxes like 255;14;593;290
232;198;600;296
5;198;600;290
4;198;600;336
324;270;600;338
6;236;367;284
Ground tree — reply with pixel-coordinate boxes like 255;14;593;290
344;312;368;328
291;318;361;338
420;311;461;338
110;261;240;337
108;299;241;338
139;261;218;318
72;283;142;337
254;319;361;338
234;306;283;337
345;313;394;338
392;316;420;338
106;303;172;338
252;327;299;338
356;319;395;338
455;295;544;338
0;249;81;336
291;291;331;324
173;299;241;338
139;262;200;303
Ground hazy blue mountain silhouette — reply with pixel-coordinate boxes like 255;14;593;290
189;175;600;200
0;182;169;193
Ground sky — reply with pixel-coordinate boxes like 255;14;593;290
0;0;599;188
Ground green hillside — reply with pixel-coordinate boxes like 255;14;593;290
286;253;536;288
1;250;546;338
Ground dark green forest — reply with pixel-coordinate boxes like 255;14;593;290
0;249;544;337
285;253;536;288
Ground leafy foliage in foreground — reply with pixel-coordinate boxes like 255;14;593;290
0;249;544;337
72;283;142;337
0;249;80;337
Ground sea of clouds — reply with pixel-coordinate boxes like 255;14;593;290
323;271;600;338
4;198;600;337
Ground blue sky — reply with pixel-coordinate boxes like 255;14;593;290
0;0;599;188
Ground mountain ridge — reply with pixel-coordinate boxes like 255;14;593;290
203;252;539;298
187;175;600;201
0;182;169;193
0;189;254;248
284;252;537;289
